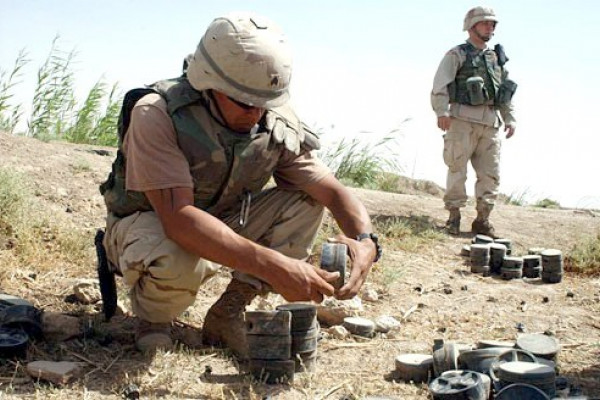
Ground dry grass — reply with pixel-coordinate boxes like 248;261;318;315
565;232;600;276
1;144;600;398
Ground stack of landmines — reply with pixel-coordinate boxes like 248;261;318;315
245;303;318;384
465;235;563;283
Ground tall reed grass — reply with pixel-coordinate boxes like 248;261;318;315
0;49;29;134
318;125;406;189
0;36;121;145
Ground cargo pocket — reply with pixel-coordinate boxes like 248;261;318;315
443;135;466;173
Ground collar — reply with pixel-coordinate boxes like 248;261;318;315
466;39;489;51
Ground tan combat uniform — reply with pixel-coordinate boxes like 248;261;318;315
103;93;331;323
431;40;516;211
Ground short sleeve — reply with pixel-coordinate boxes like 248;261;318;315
123;93;193;191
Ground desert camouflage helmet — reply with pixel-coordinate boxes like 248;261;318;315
463;6;497;31
186;12;292;109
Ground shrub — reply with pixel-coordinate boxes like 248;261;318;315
0;168;28;234
534;198;561;209
566;233;600;275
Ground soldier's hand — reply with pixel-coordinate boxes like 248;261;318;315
328;235;374;300
505;124;516;139
267;259;339;304
437;116;451;131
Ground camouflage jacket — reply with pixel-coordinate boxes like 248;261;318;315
100;77;320;218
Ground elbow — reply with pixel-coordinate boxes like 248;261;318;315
157;213;184;242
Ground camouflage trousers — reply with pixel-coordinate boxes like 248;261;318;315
103;188;325;323
442;118;501;210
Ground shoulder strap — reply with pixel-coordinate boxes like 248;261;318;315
117;88;157;142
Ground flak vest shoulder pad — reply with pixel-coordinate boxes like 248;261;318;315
265;105;320;155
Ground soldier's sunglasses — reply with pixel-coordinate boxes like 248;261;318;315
227;95;257;110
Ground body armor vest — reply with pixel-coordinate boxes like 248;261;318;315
448;42;503;106
100;77;319;218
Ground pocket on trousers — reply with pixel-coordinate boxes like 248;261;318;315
443;136;466;172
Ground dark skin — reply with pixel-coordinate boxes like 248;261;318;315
144;91;377;302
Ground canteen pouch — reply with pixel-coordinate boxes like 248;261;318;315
496;79;518;105
466;76;486;105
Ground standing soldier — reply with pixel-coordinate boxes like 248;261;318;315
431;6;517;237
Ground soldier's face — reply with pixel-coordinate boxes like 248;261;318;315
212;91;266;133
473;21;496;41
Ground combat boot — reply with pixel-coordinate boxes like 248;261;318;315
202;278;260;358
472;203;497;238
445;208;461;235
135;319;173;353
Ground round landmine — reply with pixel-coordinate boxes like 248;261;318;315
535;357;557;372
460;244;471;257
541;271;563;284
246;334;292;360
0;327;29;358
523;255;541;269
541;248;563;261
471;264;490;275
457;347;515;373
495;383;551;400
276;303;317;332
343;316;375;337
542;259;563;274
440;370;491;400
248;359;295;384
541;255;563;272
477;339;515;349
542;263;563;274
541;249;563;274
516;334;560;361
494;361;556;397
0;304;43;339
489;243;508;274
470;243;490;258
320;243;347;289
394;354;433;383
245;310;291;335
470;244;490;268
294;349;317;372
473;234;494;244
432;342;468;377
523;255;543;278
501;267;523;280
494;238;513;255
429;370;486;400
528;247;545;255
291;326;318;354
503;256;524;269
0;294;34;307
524;266;542;279
489;349;538;380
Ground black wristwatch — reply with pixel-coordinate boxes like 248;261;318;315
356;233;382;263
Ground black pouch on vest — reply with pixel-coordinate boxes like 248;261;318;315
496;79;518;105
466;76;486;105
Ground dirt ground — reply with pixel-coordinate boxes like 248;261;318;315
1;131;599;399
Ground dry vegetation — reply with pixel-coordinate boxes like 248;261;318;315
1;131;600;399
